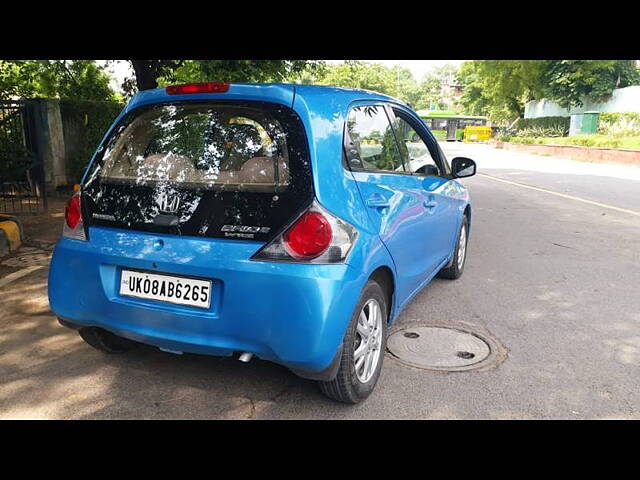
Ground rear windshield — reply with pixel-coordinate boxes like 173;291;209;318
82;101;313;241
95;103;290;192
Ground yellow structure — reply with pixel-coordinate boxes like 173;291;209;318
0;220;22;252
463;126;492;142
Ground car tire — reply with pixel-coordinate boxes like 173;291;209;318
438;214;468;280
318;279;387;404
78;327;139;354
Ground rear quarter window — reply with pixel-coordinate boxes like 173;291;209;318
344;105;405;173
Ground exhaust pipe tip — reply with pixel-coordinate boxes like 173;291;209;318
238;352;253;363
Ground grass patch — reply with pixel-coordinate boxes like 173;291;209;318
508;135;640;150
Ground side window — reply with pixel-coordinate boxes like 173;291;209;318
345;105;405;173
391;112;441;177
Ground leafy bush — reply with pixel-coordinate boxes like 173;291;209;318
510;137;537;145
516;116;570;136
598;112;640;137
514;125;566;138
551;135;622;148
494;131;511;142
508;135;624;148
60;100;124;183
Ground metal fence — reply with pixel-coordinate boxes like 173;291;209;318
0;99;47;214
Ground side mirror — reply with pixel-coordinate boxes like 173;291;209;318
451;157;476;178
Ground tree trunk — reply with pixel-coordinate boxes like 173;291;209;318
130;60;158;91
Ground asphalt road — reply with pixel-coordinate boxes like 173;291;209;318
445;142;640;212
1;143;639;419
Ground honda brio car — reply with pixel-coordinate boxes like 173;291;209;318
48;82;476;403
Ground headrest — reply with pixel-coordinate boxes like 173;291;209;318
237;156;289;184
140;153;196;180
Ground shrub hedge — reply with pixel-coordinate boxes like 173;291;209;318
59;100;124;183
508;135;625;148
599;112;640;125
515;116;570;135
598;112;640;137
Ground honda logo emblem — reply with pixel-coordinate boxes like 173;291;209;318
157;194;180;213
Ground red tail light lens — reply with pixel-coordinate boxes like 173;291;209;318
166;82;230;95
284;211;333;259
251;201;357;264
65;194;82;229
63;193;86;241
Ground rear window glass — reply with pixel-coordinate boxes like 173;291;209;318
82;101;313;241
96;103;290;191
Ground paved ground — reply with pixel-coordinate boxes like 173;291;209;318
1;145;639;419
446;142;640;211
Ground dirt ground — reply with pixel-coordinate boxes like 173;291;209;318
19;196;67;247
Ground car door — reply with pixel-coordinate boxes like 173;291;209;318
344;102;436;302
387;106;461;275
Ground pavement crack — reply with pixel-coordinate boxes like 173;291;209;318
552;242;572;249
271;380;296;403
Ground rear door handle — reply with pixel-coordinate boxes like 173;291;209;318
366;195;390;209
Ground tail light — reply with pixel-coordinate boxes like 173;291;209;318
252;201;358;264
166;82;230;95
284;211;332;259
63;193;86;241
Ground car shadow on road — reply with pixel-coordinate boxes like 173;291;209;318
0;267;454;419
5;243;638;419
1;259;479;419
0;268;337;419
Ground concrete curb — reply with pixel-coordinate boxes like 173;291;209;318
491;141;640;166
0;215;25;257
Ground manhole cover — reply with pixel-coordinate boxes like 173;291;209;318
387;326;493;371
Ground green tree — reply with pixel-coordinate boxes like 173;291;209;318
379;123;400;171
312;61;395;95
124;60;324;95
457;60;640;122
414;64;461;111
389;66;420;106
456;61;490;116
302;61;425;106
127;60;184;93
414;75;445;110
457;60;546;122
0;60;117;101
542;60;640;109
0;61;42;98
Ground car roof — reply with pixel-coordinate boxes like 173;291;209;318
124;82;407;114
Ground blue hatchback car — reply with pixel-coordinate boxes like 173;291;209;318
48;82;476;403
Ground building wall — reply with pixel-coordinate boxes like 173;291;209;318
524;85;640;118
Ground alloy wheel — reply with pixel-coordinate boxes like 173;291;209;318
457;223;467;270
353;299;383;383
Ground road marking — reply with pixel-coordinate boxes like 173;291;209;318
478;173;640;217
0;265;44;289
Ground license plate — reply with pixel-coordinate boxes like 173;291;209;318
120;270;212;309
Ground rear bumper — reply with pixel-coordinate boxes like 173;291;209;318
48;227;366;378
